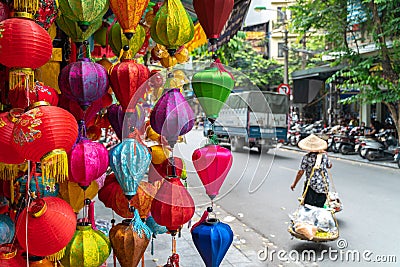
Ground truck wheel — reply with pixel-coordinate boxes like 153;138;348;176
231;137;244;152
257;146;269;154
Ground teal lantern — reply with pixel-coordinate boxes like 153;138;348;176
0;214;15;245
191;65;234;123
109;139;152;199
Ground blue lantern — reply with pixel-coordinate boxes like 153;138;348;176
191;218;233;267
109;139;151;199
16;175;59;199
0;214;15;245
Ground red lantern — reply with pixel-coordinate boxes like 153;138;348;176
151;177;194;234
12;103;78;183
0;244;25;266
109;59;150;111
0;109;25;165
8;80;59;109
16;197;77;257
193;0;234;45
0;18;53;90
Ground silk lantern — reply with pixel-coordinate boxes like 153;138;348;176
191;218;233;267
0;244;25;266
150;88;195;147
58;181;99;213
151;177;194;234
35;0;59;30
192;66;234;122
108;22;146;57
61;223;111;267
150;0;194;55
130;181;158;219
69;139;109;189
59;58;109;109
56;14;102;44
58;0;108;31
193;0;234;45
109;0;149;39
109;210;152;267
0;214;14;244
108;103;146;140
9;80;59;109
13;103;78;183
192;145;232;200
109;139;151;199
93;25;108;47
109;58;150;111
107;104;124;140
0;18;53;92
15;174;59;200
16;197;77;256
0;109;25;180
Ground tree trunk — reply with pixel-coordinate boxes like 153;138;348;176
384;101;400;141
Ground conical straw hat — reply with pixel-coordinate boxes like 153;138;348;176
298;134;327;152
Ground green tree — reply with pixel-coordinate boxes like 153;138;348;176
290;0;400;135
191;32;283;90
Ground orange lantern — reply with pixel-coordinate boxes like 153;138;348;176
130;181;158;219
12;103;78;183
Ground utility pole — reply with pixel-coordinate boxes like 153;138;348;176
283;26;289;84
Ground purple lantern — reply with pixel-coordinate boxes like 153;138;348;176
59;58;109;109
107;104;124;140
107;104;145;140
150;88;195;147
69;139;109;189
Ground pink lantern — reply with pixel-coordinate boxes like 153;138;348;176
149;88;194;147
69;139;109;189
192;145;233;200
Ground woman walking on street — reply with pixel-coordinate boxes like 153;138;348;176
290;134;332;208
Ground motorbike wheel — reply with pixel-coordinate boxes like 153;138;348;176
365;150;377;161
359;148;365;159
397;160;400;169
290;137;297;146
332;144;339;153
340;145;351;155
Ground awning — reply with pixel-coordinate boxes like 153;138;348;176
291;64;345;81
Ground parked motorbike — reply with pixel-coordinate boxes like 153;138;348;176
359;129;398;161
393;147;400;168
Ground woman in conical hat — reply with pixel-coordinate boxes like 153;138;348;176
290;134;332;207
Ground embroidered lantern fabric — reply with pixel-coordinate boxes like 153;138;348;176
109;139;151;199
192;145;232;200
59;58;109;109
35;0;59;30
191;218;233;267
108;22;146;57
69;139;109;188
149;88;195;147
109;210;152;267
16;197;77;256
61;224;111;267
12;104;78;183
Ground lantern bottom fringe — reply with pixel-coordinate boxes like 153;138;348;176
9;68;35;94
46;247;66;262
0;162;20;180
41;149;68;184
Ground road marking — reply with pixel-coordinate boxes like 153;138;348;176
278;166;298;172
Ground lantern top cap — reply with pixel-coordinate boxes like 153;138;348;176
27;101;51;110
28;198;47;218
0;244;18;260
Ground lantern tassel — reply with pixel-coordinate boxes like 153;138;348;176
41;149;68;184
46;247;66;262
0;162;20;180
131;209;152;240
9;68;35;96
89;201;97;230
190;209;209;232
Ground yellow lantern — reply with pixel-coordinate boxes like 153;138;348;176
58;181;99;212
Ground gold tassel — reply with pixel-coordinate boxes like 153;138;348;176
12;0;38;19
46;247;66;262
41;149;68;185
9;68;35;97
0;162;20;180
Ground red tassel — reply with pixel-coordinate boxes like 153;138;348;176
89;201;97;230
210;58;234;79
190;210;208;232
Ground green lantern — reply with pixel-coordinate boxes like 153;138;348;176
150;0;194;56
58;0;108;31
94;25;108;47
108;22;146;57
192;67;234;121
56;14;102;43
61;223;111;267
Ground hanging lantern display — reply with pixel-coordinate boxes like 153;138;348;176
109;138;151;199
98;173;133;218
59;58;109;110
15;174;59;202
0;2;9;22
61;223;111;267
150;88;195;147
58;0;108;31
192;145;232;200
108;0;149;39
0;18;53;92
151;44;189;68
130;181;158;219
0;244;25;266
109;209;152;267
9;80;59;109
16;197;77;257
191;218;233;267
96;55;113;72
23;255;54;267
109;56;150;111
108;22;146;57
107;103;146;140
56;14;102;44
34;0;59;30
0;109;25;180
58;180;99;213
145;215;168;236
107;104;124;140
148;156;186;183
93;25;108;47
193;0;234;46
12;103;78;183
151;177;194;234
150;0;194;56
69;139;109;189
58;94;103;124
191;66;234;122
0;214;14;244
